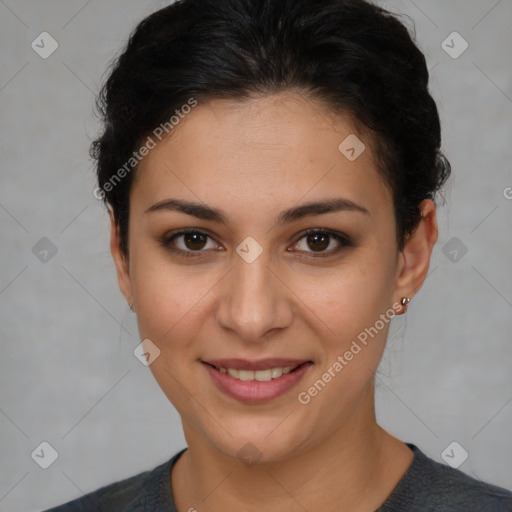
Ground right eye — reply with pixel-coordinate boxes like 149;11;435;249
160;229;222;257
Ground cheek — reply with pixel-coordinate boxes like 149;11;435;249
131;263;209;406
130;251;225;362
296;251;395;339
294;251;397;404
129;246;194;343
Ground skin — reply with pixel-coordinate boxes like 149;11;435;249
110;91;438;511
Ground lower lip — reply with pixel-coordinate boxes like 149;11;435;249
203;362;312;403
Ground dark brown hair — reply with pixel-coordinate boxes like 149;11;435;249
91;0;451;257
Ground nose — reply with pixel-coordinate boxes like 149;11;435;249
215;249;295;343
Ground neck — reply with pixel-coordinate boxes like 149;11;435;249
171;384;413;512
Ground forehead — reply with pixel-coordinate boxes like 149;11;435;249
131;92;393;225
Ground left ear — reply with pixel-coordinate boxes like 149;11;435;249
394;199;438;303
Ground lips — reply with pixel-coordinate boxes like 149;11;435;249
202;358;313;402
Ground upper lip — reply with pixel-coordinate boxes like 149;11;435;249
202;358;311;371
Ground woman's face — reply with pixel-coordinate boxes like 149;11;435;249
111;92;430;463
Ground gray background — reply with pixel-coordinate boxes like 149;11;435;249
1;1;511;510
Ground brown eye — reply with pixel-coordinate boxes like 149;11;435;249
161;229;220;257
305;232;330;252
292;229;351;257
181;232;208;250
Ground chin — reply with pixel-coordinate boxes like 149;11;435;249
197;413;315;466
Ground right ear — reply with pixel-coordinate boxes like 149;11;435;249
109;206;133;305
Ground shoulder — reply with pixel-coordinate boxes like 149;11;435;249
380;443;512;512
42;449;185;512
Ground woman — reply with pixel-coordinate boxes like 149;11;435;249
45;0;512;510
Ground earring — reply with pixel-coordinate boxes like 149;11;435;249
129;303;135;312
400;297;411;314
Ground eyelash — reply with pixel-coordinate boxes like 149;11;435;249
159;228;352;259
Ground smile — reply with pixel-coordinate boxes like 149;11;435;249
202;359;313;402
212;365;298;381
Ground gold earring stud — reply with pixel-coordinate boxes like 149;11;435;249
400;297;411;313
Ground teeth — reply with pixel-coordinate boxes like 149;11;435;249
218;366;297;381
227;368;239;378
238;370;254;381
271;367;283;379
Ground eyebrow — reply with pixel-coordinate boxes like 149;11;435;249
144;197;370;224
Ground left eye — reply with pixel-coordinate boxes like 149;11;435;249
291;229;350;256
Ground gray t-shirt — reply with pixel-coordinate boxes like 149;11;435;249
44;443;512;511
